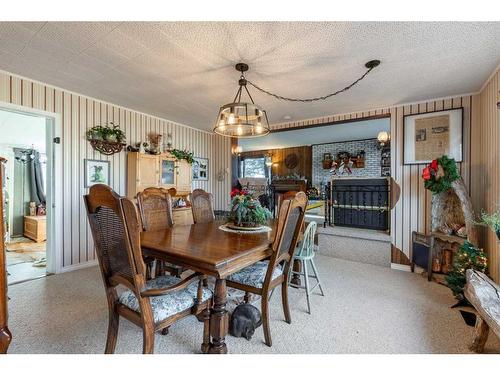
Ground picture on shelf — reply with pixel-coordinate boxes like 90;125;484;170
84;159;110;187
193;157;208;181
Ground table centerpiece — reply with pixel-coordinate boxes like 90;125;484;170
228;188;272;230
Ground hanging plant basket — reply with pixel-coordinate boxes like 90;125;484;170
89;139;126;155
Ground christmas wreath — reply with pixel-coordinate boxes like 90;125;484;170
421;155;460;194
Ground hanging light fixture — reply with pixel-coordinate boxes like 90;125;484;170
213;63;270;138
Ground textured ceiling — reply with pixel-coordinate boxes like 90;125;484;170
0;22;499;131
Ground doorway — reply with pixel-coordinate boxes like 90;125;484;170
0;105;61;284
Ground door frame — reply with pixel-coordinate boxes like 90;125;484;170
0;101;63;274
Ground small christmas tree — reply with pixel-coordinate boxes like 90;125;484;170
445;241;488;301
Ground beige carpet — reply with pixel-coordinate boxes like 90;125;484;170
7;255;500;354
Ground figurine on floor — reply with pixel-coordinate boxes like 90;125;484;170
229;303;262;340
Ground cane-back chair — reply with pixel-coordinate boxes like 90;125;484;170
226;191;308;347
190;189;215;224
84;184;212;354
137;187;183;277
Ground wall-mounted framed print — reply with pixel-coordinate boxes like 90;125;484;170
84;159;110;187
193;157;209;181
403;108;463;165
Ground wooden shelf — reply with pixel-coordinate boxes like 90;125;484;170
431;231;467;245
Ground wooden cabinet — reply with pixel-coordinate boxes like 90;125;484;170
127;152;192;199
24;215;47;243
176;160;192;194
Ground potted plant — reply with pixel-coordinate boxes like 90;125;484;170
86;125;105;140
170;149;194;164
229;188;272;228
476;209;500;240
87;123;125;143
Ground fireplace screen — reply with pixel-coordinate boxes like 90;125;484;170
325;178;389;231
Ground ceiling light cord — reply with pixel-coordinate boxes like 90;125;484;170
245;60;380;103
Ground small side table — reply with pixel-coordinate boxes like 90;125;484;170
23;215;46;243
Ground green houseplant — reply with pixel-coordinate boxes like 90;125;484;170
476;209;500;240
86;122;125;143
229;188;272;228
170;149;194;164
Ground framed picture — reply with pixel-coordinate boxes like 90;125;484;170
84;159;110;187
193;157;208;181
403;108;463;165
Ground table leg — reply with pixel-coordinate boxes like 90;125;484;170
290;259;302;287
208;278;228;354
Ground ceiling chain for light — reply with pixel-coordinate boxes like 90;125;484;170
245;60;380;103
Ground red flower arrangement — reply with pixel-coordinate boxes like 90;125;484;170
230;187;249;198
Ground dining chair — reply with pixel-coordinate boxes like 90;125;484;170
189;189;215;224
137;187;183;277
226;191;308;347
84;184;212;354
289;221;325;314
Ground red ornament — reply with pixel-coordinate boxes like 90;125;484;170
230;188;240;198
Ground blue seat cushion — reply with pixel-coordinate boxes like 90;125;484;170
227;261;282;289
119;275;212;323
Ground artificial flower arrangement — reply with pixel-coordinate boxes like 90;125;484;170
421;155;460;194
229;188;272;228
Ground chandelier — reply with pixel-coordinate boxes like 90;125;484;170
213;60;381;138
213;63;270;138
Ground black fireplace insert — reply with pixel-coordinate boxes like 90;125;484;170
324;178;389;231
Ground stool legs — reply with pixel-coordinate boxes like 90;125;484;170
302;260;312;314
309;258;325;296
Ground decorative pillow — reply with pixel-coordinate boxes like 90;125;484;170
119;275;212;323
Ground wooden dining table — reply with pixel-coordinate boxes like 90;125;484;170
140;220;275;354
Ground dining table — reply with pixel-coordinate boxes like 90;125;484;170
140;220;275;354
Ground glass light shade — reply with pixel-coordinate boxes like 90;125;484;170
377;131;390;144
213;102;270;138
265;156;273;167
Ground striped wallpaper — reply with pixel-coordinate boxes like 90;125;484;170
0;70;232;270
476;68;500;281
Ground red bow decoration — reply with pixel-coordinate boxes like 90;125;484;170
422;167;431;181
430;159;439;171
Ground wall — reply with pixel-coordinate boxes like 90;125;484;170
0;70;232;270
476;68;500;281
240;146;312;183
312;138;382;187
272;95;476;270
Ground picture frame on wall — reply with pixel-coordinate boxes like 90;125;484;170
403;108;463;165
84;159;110;187
193;157;208;181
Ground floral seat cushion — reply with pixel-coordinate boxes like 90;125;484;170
119;275;212;323
227;261;282;289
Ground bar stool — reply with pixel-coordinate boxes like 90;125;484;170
289;221;325;314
